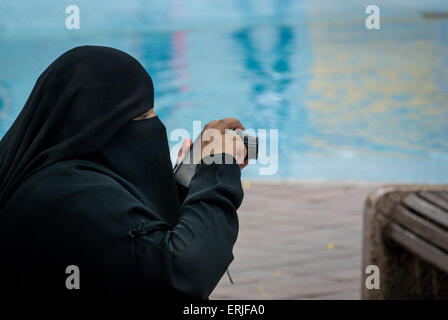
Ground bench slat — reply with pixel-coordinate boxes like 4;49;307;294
391;205;448;252
437;192;448;202
385;223;448;273
419;192;448;211
403;194;448;230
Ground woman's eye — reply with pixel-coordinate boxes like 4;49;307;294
133;113;149;120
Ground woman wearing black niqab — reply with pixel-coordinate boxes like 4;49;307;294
0;46;244;298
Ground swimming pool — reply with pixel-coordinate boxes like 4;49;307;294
0;0;447;182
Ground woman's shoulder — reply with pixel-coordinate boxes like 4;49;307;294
1;160;155;241
10;159;132;207
32;159;122;189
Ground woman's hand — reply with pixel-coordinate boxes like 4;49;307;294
201;118;248;169
177;138;193;164
176;118;248;170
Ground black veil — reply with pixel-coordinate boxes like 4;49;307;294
0;46;155;211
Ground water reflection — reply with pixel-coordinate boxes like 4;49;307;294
232;26;294;129
305;19;448;156
0;0;447;182
231;0;313;168
137;30;189;120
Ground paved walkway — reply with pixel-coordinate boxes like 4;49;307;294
210;181;377;300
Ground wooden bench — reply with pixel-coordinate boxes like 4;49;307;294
362;185;448;299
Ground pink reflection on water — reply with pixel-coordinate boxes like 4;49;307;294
172;30;190;95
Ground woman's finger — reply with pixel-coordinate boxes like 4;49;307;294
182;138;193;153
177;138;193;163
240;159;249;170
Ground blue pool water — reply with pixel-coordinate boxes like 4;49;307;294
0;0;447;182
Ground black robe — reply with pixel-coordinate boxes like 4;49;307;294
0;156;242;298
0;46;243;299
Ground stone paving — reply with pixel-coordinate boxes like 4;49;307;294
210;181;377;300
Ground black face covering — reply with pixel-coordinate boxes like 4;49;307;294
96;116;180;224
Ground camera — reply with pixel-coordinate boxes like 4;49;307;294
173;130;258;188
